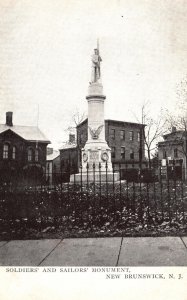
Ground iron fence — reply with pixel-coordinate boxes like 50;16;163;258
0;162;187;237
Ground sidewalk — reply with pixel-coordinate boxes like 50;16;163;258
0;237;187;266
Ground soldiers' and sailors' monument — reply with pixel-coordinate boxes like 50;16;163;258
71;42;119;182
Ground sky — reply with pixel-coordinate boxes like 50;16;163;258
0;0;187;147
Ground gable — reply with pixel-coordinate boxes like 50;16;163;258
0;124;50;143
0;129;25;142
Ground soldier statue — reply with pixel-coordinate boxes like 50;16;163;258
91;48;102;83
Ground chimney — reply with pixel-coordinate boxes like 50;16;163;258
172;126;176;133
6;112;13;126
69;133;75;144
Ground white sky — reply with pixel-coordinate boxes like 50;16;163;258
0;0;187;147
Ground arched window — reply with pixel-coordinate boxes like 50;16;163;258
28;148;33;161
12;146;16;159
3;144;9;159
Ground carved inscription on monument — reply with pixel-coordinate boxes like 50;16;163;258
89;151;99;162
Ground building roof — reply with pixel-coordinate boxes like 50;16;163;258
105;119;146;127
47;150;60;161
0;124;50;143
59;142;77;150
158;140;183;146
77;118;146;128
163;130;184;139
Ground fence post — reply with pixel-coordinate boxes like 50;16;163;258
86;162;89;201
93;162;95;199
118;163;122;217
60;165;63;208
159;164;164;221
138;166;143;224
132;161;135;211
125;163;129;208
180;175;185;224
173;160;177;221
67;164;70;225
73;172;76;191
99;162;101;205
153;178;157;220
146;180;150;224
105;162;108;204
166;160;172;225
112;166;115;207
80;163;83;200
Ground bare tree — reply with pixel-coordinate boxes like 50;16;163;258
66;107;87;134
132;101;167;168
143;110;167;168
63;107;87;167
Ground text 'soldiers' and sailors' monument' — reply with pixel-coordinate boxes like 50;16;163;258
70;41;119;182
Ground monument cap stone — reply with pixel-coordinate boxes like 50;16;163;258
87;82;105;97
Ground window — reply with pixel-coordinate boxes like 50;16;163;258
3;144;9;159
35;149;39;161
28;148;33;161
163;149;167;159
111;147;116;159
121;147;125;159
80;133;84;143
111;129;115;139
138;132;140;142
12;146;16;159
120;130;125;140
130;150;134;160
129;131;134;141
174;148;178;158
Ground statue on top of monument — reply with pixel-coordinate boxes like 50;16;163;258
91;41;102;84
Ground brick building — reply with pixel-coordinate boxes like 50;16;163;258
158;127;185;179
0;112;50;187
77;118;146;171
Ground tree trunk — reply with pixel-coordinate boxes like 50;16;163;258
147;148;151;169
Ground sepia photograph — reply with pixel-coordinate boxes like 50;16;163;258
0;0;187;299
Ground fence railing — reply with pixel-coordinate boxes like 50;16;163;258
0;163;186;237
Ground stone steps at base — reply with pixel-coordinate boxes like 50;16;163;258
70;172;120;183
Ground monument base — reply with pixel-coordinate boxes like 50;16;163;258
70;172;120;183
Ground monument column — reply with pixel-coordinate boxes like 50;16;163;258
70;43;119;182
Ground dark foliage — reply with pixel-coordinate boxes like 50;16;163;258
0;180;187;240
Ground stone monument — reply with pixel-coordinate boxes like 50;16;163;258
70;42;119;182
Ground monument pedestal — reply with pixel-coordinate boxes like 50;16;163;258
70;139;120;183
